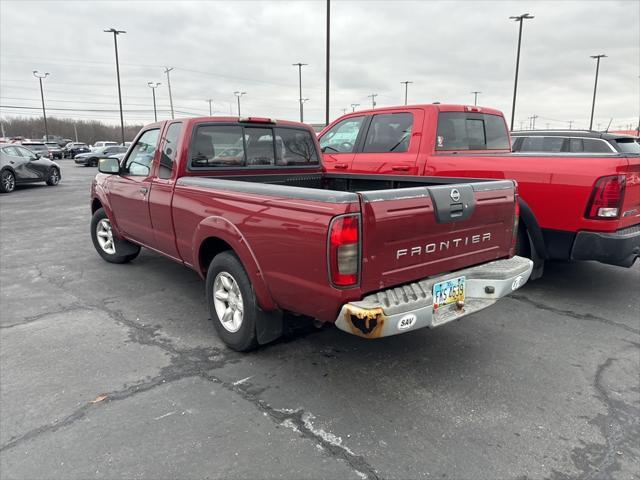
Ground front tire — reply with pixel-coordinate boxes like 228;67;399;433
46;167;60;186
0;170;15;193
206;252;259;352
90;208;140;264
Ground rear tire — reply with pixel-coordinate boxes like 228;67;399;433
206;251;259;352
0;170;15;193
46;167;60;186
90;208;140;264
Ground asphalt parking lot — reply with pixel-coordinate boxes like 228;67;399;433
1;163;638;480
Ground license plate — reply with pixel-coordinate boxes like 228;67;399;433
433;276;465;310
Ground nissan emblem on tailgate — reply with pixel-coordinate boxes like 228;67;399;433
450;188;461;202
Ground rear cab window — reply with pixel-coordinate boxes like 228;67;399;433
436;112;510;151
189;123;319;169
611;138;640;154
362;113;413;153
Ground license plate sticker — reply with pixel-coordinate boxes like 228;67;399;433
433;276;465;310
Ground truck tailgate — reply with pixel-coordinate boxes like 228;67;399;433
358;180;516;293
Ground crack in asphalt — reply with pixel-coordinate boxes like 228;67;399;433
0;303;88;329
2;286;379;479
550;356;640;480
510;293;640;335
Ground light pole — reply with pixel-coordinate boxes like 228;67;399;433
234;91;246;116
401;81;412;105
471;91;482;106
351;103;360;112
104;28;126;144
32;71;49;140
206;99;213;116
292;62;308;122
300;98;310;122
509;13;534;131
163;67;175;119
367;93;378;109
589;54;607;130
148;82;161;122
325;0;330;125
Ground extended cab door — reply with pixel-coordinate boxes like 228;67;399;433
107;128;160;245
319;115;366;172
349;110;423;175
148;121;183;260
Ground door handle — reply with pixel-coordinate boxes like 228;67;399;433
139;187;148;194
392;165;410;171
334;163;348;169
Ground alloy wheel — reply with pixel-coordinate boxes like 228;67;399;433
213;272;244;333
95;218;116;254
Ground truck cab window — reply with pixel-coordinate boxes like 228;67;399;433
436;112;509;151
320;116;364;153
190;126;245;168
362;113;413;153
245;128;275;166
159;122;182;179
274;127;319;166
124;129;159;176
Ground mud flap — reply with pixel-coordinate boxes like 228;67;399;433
256;309;283;345
113;236;140;256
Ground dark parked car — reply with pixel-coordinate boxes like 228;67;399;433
21;142;51;158
0;143;61;193
64;142;91;158
74;146;128;166
511;130;640;154
45;142;64;159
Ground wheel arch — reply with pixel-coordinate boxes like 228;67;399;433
518;197;547;259
194;216;277;312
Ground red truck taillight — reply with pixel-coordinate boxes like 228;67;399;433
328;214;360;287
586;175;626;219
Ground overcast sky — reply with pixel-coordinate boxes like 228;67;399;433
1;0;638;130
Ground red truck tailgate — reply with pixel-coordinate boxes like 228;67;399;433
358;181;517;293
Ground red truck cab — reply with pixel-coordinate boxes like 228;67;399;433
319;105;640;274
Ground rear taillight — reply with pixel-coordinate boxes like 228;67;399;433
586;175;626;219
328;214;360;287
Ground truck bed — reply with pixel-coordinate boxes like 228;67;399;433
175;172;518;318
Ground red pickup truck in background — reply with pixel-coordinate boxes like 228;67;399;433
90;117;532;350
319;105;640;277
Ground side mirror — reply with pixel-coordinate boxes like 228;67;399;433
33;153;41;159
320;146;326;153
98;157;120;174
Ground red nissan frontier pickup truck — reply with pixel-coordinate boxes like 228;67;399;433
318;105;640;277
90;117;532;351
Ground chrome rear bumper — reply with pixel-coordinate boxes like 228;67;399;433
335;255;533;338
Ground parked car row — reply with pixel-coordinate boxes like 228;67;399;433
74;145;128;166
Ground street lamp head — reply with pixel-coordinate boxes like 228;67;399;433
234;91;247;97
104;28;126;34
33;71;49;79
292;63;309;66
510;13;534;21
148;82;161;88
301;98;310;103
590;54;607;59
